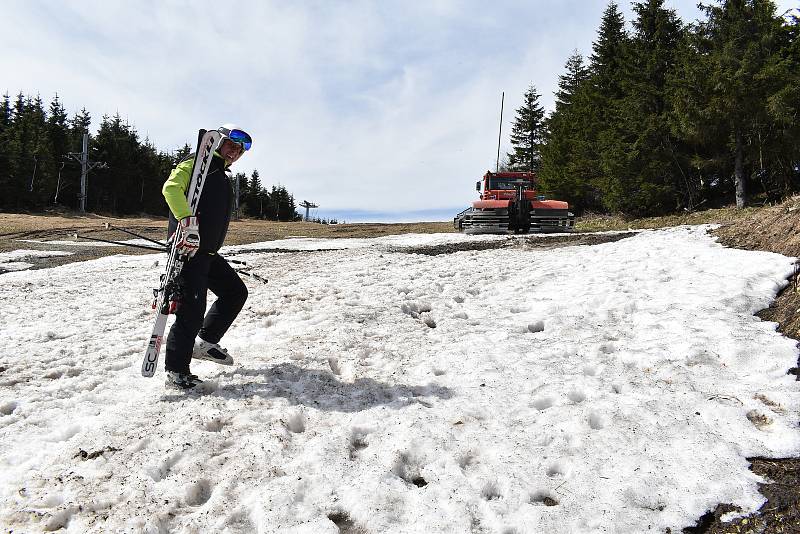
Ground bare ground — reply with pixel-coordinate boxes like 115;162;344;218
1;204;800;532
681;198;800;534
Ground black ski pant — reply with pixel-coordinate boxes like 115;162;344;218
165;252;247;374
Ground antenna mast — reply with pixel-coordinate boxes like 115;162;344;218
495;91;504;173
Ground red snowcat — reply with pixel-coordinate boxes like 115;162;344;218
454;171;575;234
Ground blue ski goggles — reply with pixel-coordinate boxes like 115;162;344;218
219;127;252;151
226;129;252;151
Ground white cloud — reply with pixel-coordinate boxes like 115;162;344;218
2;0;796;218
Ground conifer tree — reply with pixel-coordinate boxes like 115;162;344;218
764;12;800;197
47;94;69;205
0;94;12;209
246;170;263;218
672;0;785;208
7;94;35;210
507;85;546;172
605;0;685;215
539;51;596;211
587;2;630;212
174;143;191;163
93;114;142;213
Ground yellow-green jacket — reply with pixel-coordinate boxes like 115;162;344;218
162;152;233;253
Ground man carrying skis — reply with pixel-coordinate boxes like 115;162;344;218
162;124;253;389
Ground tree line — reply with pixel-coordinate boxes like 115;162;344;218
0;95;300;220
3;0;795;221
506;0;799;216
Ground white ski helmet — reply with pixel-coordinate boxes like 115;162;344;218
218;124;252;151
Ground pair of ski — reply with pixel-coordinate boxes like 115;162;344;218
140;129;222;377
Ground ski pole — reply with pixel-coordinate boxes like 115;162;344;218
102;224;247;264
103;223;168;248
73;233;167;252
77;228;266;283
235;269;268;284
77;232;250;265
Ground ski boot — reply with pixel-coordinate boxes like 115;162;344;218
192;338;234;366
165;371;203;390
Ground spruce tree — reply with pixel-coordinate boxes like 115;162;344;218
247;170;263;218
507;85;546;172
591;2;628;102
25;95;54;206
606;0;685;215
174;143;191;163
47;94;69;206
588;2;630;213
539;51;596;211
765;12;800;197
0;94;12;210
673;0;785;208
7;94;34;210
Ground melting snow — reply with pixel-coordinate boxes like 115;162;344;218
0;226;798;532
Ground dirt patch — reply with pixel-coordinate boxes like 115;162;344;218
391;231;636;256
0;213;455;270
683;458;800;534
0;213;635;268
712;196;800;258
683;197;800;534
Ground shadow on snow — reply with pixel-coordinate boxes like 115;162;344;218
164;362;454;412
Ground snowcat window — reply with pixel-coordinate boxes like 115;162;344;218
489;179;521;190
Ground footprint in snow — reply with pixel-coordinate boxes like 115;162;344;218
546;460;571;478
532;396;554;410
204;417;227;433
184;478;213;506
422;315;437;329
431;365;447;376
148;452;183;481
567;390;587;403
348;427;371;460
0;401;17;415
284;409;306;434
598;343;616;354
328;511;363;534
392;450;428;487
526;321;545;333
481;480;503;501
583;364;600;377
457;451;478;470
588;411;607;430
401;301;432;318
530;489;559;506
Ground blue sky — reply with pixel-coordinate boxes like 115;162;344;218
3;1;797;222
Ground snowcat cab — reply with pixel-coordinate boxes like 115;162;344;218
453;171;575;234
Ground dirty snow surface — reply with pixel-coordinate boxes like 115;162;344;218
1;226;798;533
0;249;73;272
